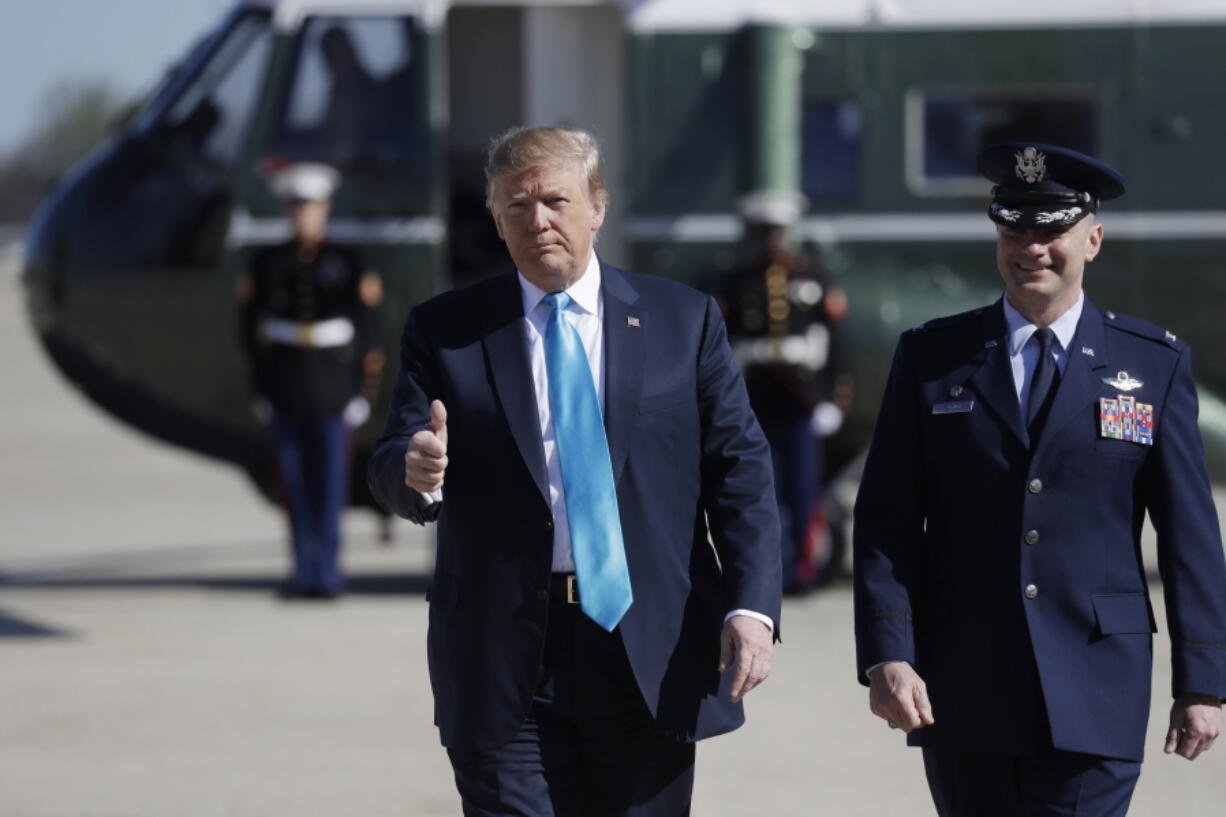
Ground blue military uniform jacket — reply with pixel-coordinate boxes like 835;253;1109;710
854;296;1226;761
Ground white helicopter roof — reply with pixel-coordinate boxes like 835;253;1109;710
237;0;1226;31
627;0;1226;31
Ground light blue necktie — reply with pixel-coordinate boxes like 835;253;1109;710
543;292;632;631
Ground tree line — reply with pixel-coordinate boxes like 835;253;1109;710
0;78;131;224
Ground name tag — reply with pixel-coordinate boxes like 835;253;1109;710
932;400;974;415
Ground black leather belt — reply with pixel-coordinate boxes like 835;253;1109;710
549;573;580;604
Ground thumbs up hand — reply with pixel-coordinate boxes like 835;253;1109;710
405;400;448;493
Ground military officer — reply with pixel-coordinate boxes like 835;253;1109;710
722;190;850;592
238;163;384;597
854;143;1226;816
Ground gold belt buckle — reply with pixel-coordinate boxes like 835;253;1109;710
566;575;579;604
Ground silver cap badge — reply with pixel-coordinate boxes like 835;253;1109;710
1014;147;1047;184
1102;371;1143;391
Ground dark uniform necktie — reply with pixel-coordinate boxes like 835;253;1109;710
1027;327;1060;434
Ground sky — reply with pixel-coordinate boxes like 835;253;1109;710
0;0;233;155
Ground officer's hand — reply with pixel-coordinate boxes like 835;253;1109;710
869;661;934;733
719;615;774;703
405;400;448;493
1165;694;1222;761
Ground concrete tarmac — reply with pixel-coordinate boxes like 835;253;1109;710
3;269;1226;816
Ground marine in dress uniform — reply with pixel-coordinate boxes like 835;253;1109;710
238;163;384;597
854;143;1226;816
722;190;850;592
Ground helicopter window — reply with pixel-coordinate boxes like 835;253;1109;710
905;89;1098;196
802;99;863;203
266;16;425;169
164;13;273;167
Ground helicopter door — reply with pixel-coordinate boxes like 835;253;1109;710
445;4;626;285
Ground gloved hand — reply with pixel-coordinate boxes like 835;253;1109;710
343;396;371;429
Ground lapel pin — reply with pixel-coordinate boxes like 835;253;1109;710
1081;346;1095;357
1103;371;1144;391
627;316;640;328
1165;330;1177;343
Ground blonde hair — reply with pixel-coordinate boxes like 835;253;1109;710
484;126;607;209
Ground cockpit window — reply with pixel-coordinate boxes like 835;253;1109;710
163;12;273;167
265;16;426;170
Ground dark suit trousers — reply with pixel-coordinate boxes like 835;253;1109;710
922;747;1141;817
447;599;696;817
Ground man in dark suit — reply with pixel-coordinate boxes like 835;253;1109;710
854;142;1226;816
369;126;780;816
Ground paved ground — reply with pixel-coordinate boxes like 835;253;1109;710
3;265;1226;816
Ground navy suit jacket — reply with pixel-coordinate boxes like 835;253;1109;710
854;297;1226;761
369;261;781;751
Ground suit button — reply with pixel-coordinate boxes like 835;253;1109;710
536;588;549;601
544;519;553;531
1028;478;1043;494
1024;584;1039;599
1024;530;1040;545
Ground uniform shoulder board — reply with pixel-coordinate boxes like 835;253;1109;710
1102;309;1184;349
910;306;988;335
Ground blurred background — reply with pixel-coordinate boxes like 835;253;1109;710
4;1;1226;814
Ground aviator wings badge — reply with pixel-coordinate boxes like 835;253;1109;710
1102;371;1144;391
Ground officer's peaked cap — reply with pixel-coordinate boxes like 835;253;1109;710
978;142;1125;229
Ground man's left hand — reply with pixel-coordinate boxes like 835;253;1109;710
719;615;774;703
1165;693;1222;761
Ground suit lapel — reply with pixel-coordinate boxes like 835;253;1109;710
482;273;550;504
968;303;1030;448
600;262;645;485
1038;300;1109;445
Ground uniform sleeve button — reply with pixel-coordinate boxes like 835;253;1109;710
1024;584;1039;599
1024;530;1040;545
1028;478;1043;494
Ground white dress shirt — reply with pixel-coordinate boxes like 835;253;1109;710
517;252;605;573
1003;291;1083;406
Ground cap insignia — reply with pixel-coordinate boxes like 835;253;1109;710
1103;371;1143;391
990;203;1021;223
1014;146;1047;184
1035;207;1083;225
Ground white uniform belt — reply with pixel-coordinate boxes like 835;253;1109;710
259;317;355;348
732;325;830;371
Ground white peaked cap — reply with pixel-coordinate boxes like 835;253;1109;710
738;189;808;227
271;163;341;201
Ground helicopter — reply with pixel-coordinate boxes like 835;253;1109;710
23;0;1226;555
